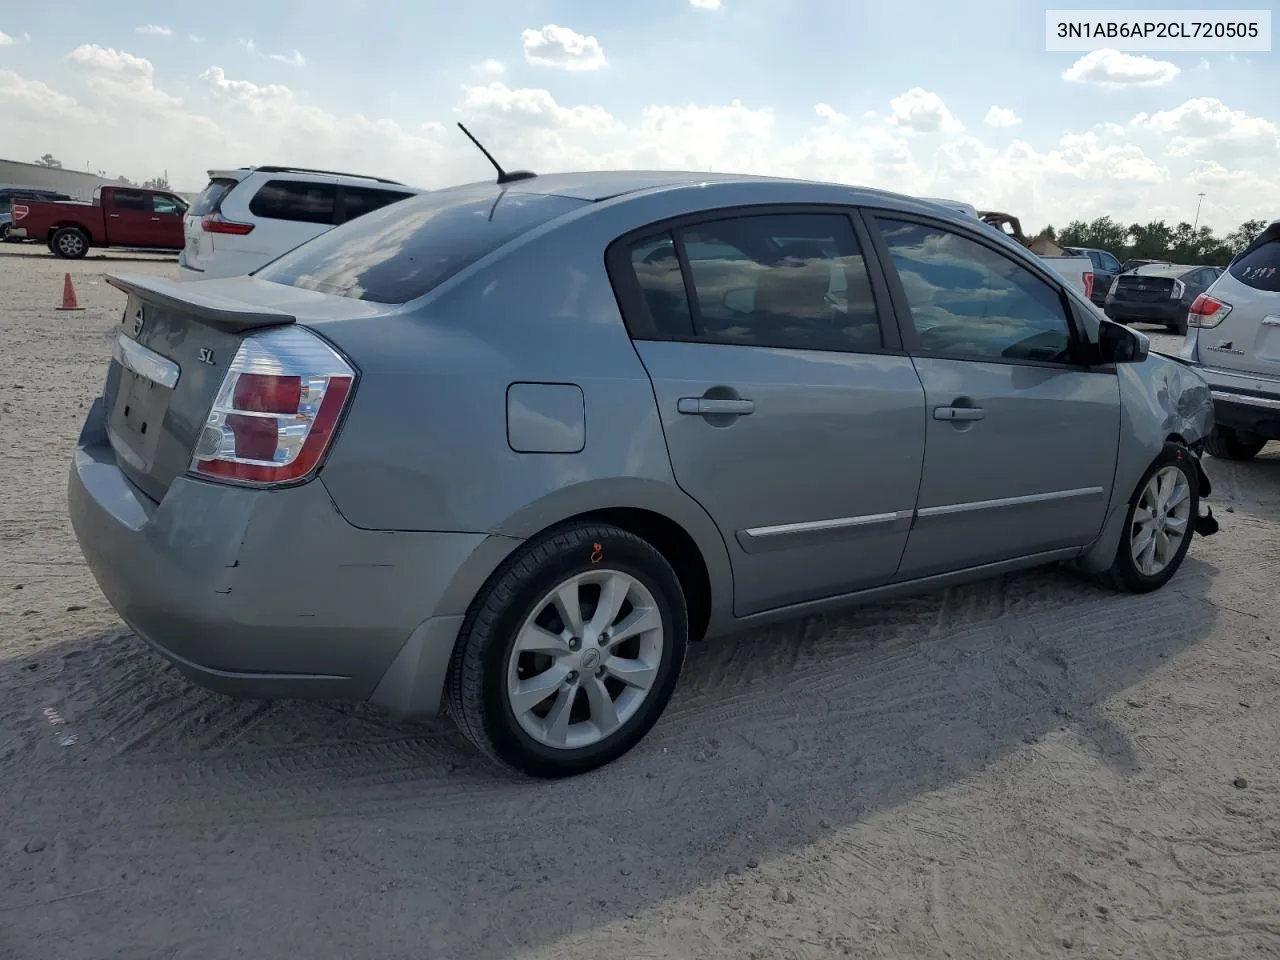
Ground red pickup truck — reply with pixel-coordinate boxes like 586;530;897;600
9;185;188;259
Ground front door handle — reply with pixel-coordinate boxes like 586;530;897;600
678;397;755;416
150;217;161;222
933;405;985;422
108;214;120;219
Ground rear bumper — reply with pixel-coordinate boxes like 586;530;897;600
67;397;510;716
1104;300;1185;326
1169;359;1280;439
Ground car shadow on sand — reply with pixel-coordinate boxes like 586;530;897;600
0;557;1221;959
0;249;177;263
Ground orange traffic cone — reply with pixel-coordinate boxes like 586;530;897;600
56;272;85;312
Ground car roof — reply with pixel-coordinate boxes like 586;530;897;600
437;169;963;218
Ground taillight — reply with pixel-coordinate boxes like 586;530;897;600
1188;293;1231;329
190;326;355;486
11;204;28;222
1171;279;1185;300
201;212;254;235
1083;272;1094;300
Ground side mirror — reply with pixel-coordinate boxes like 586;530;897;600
1097;319;1149;364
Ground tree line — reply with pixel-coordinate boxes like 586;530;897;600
1040;216;1268;268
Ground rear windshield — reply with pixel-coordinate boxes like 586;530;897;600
189;178;239;218
1228;225;1280;293
255;184;586;304
1130;264;1184;277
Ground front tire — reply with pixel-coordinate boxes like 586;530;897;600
1204;426;1267;461
447;522;688;778
51;226;89;259
1109;442;1199;594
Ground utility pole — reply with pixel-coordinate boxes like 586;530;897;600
1193;192;1206;231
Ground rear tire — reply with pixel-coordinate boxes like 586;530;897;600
1109;442;1199;594
447;521;688;778
51;226;89;259
1204;426;1267;461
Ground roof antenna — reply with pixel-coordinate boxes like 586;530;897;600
456;122;537;185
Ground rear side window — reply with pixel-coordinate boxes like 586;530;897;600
112;190;148;211
249;179;338;225
255;184;586;303
1228;227;1280;293
341;186;413;222
189;178;238;217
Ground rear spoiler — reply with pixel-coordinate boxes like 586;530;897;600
105;273;296;334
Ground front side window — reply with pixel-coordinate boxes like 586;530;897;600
876;218;1073;364
150;194;184;216
626;212;882;353
249;179;338;225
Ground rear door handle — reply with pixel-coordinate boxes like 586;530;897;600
108;214;120;219
933;405;985;422
678;397;755;416
150;217;161;222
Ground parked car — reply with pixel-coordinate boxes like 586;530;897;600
1175;218;1280;461
178;165;425;281
0;185;72;242
1065;246;1123;307
8;185;187;258
924;202;1096;300
1104;263;1223;334
69;170;1218;778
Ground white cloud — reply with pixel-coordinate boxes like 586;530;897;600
4;59;1278;233
474;59;506;76
189;35;204;43
0;68;83;120
983;106;1021;129
888;87;963;134
521;24;607;71
66;44;182;108
690;0;723;8
240;38;256;53
268;48;306;66
135;24;173;37
0;31;16;46
1132;97;1280;158
1063;48;1179;87
814;103;847;124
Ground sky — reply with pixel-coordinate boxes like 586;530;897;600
1;0;1277;232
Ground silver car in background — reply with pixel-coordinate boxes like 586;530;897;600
69;170;1218;778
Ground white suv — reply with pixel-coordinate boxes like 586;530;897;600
1178;218;1280;461
178;166;426;281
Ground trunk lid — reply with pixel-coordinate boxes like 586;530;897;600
1194;269;1280;377
101;273;297;502
183;174;243;272
1112;272;1177;302
1193;223;1280;377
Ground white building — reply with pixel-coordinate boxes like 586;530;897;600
0;157;195;202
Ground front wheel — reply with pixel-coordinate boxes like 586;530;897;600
1109;442;1199;594
447;522;688;778
51;226;89;259
1204;426;1267;461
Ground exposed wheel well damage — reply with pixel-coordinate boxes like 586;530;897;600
571;507;713;641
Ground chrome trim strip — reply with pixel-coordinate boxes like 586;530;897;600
1212;390;1280;411
113;333;179;389
744;509;914;540
916;486;1105;519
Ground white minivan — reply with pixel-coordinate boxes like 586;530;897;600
178;165;425;281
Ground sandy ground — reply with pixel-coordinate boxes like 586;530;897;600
1;242;1278;960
